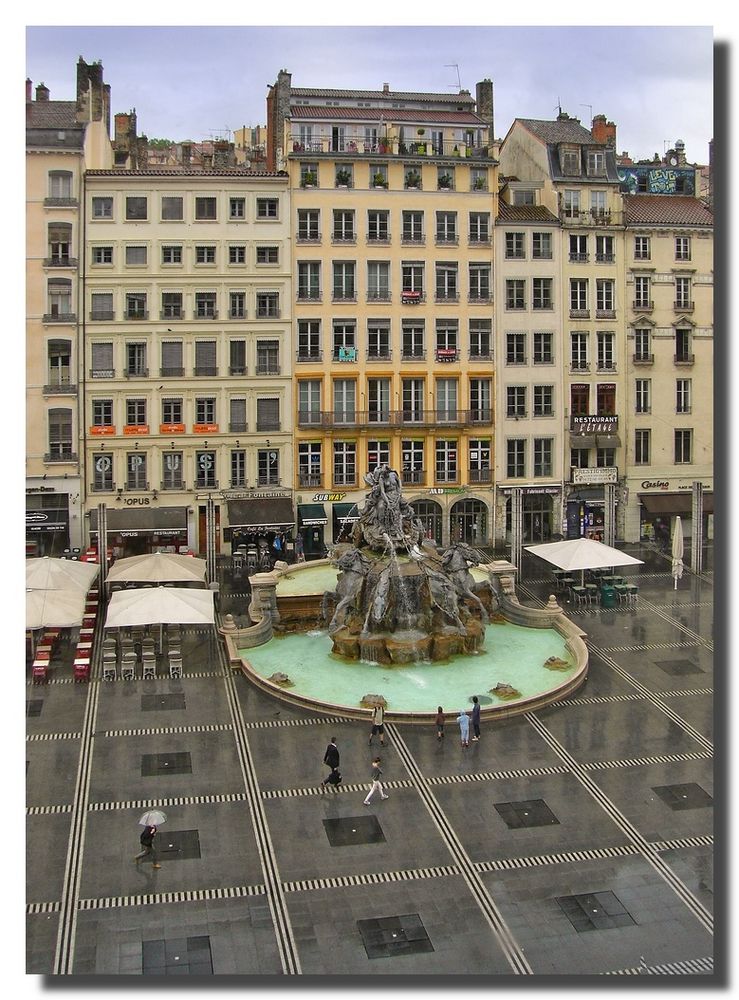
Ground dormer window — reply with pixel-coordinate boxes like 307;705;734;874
587;150;606;176
560;146;581;175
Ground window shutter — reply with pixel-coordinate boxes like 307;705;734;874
230;398;247;425
161;341;183;368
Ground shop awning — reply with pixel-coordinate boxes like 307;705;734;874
90;507;188;536
298;503;328;527
639;492;714;515
332;502;360;524
570;434;597;449
597;434;622;448
228;498;294;530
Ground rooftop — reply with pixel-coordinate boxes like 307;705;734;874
497;202;560;224
623;194;713;226
515;116;598;146
290;86;475;106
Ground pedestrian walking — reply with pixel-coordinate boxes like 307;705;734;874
471;696;481;741
295;534;305;563
363;757;389;805
368;703;386;746
322;736;341;790
457;708;470;748
435;706;445;742
134;824;161;868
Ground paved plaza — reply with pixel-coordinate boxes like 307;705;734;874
25;543;718;979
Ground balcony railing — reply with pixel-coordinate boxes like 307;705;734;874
160;367;185;378
43;381;77;395
596;309;616;319
44;451;77;463
195;310;218;320
256;421;281;432
299;473;322;487
194;366;218;377
195;479;219;490
633;300;653;312
160;480;185;491
596;362;617;372
44;312;76;324
367;350;392;362
561;209;622;226
44;197;78;208
89;368;115;378
674;300;694;312
570;361;590;372
633;354;654;365
160;309;183;320
256;364;281;375
401;469;426;486
289;135;487;159
229;422;248;433
301;409;491;429
296;350;323;363
469;468;492;484
125;311;149;321
43;257;78;268
90;482;114;493
229;365;247;375
124;368;149;378
674;353;695;365
125;481;150;492
569;308;589;319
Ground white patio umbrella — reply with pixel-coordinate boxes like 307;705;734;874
26;589;87;630
26;556;99;593
525;538;644;586
671;516;684;590
103;586;215;628
106;551;206;585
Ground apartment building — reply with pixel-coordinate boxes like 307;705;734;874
267;71;499;555
26;59;113;556
83;163;293;557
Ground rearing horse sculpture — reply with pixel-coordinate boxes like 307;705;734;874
322;546;370;634
441;542;490;621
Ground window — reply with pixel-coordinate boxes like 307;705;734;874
506;439;525;478
256;340;279;375
470;378;491;422
47;340;72;388
92;196;113;219
435;320;458;359
229;197;245;220
160;341;183;378
402;324;425;360
635;429;650;465
333;321;356;361
597;331;615;370
299;442;322;486
161;398;183;425
675;236;691;261
125;399;146;428
596;279;615;314
92;399;113;427
469;212;490;243
335;164;353;187
229;291;246;319
675;276;692;309
194;197;217;221
563;190;580;218
570;384;589;416
333;210;355;242
561;147;581;175
675;429;692;464
125;245;147;266
297;209;320;241
48;408;73;459
570;332;588;369
229;340;246;376
368;210;389;242
402;211;424;243
506;332;526;364
368;321;391;359
590;190;607;218
194;292;217;319
48;223;73;263
570;279;588;313
333;380;356;424
229;398;247;433
368;378;391;423
505;232;525;259
49;279;73;318
298;320;321;361
195;340;217;377
367;261;390;301
298;381;322;425
634;276;651;309
332;261;356;300
402;378;425;421
257;246;279;264
258;448;280;486
161;292;183;319
533;385;554;417
513;189;536;206
90;342;114;378
91;246;112;265
675;328;692;362
435;378;458;422
162;245;182;265
92;453;113;491
196;451;217;488
468;440;491;482
676;378;692;413
435;439;458;483
587;150;606;176
48;171;73;199
161;196;183;221
228;245;246;265
333;442;356;486
469;263;491;301
256;292;279;317
597;448;615;468
401;440;425;483
635;378;651;413
195;397;216;425
470;168;488;191
532;278;553;310
506;279;525;310
125;292;147;320
597;384;616;415
569;234;588;262
436;211;457;243
435;263;458;301
469;319;492;360
533;331;553;364
161;451;184;490
256;198;278;219
298;261;321;301
300;161;319;186
125;343;147;377
125;196;147;221
596;234;614;263
90;291;112;321
367;440;390;471
506;386;526;418
634;327;652;361
532;232;552;259
533;438;553;477
634;236;650;260
402;262;424;296
229;450;246;488
195;245;216;265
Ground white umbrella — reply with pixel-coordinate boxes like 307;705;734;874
107;551;206;584
671;516;684;590
139;809;167;826
104;587;215;628
26;556;99;593
525;538;644;585
26;589;86;630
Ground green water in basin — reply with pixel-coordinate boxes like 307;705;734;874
274;562;491;598
239;622;576;714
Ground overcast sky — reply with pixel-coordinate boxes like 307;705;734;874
25;24;714;164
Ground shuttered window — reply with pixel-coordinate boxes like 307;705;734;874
161;341;183;377
194;341;217;376
90;342;114;377
229;398;247;432
256;397;280;432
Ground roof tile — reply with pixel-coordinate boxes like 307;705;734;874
623;194;713;226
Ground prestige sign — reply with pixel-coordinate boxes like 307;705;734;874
573;467;618;485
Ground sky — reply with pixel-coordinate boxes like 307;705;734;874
24;23;716;164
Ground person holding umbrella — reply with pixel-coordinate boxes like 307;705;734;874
134;810;166;868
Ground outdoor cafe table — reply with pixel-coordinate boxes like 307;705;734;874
33;649;51;661
570;585;588;606
584;583;599;603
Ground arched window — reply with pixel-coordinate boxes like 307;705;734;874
410;499;442;545
450;498;488;545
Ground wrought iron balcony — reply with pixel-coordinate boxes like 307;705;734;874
229;422;248;433
160;480;185;491
44;312;76;324
160;367;185;378
632;300;653;312
468;468;492;484
674;300;694;312
632;353;654;365
299;473;322;487
43;257;77;268
44;451;77;463
289;135;488;159
125;481;149;492
43;381;77;395
401;469;426;486
674;353;695;365
296;350;323;363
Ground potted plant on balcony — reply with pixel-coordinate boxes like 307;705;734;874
438;172;453;189
301;170;317;188
405;169;422;189
473;176;487;190
379;134;393;154
335;168;352;188
417;128;426;136
372;172;388;189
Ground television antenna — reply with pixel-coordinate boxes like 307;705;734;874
445;63;462;91
580;103;593;123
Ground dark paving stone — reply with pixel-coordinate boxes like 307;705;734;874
141;693;186;712
357;913;434;959
323;815;386;847
156;829;202;861
142;935;212;975
141;752;193;777
26;700;44;717
652;782;713;811
556;890;636;932
494;798;560;829
654;659;704;676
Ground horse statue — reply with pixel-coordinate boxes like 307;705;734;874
441;542;489;621
423;564;467;635
322;546;370;634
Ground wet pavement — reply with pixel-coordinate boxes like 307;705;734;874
25;542;717;978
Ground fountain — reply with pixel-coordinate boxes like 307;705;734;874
223;467;589;722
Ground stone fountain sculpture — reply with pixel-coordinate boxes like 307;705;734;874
321;465;496;664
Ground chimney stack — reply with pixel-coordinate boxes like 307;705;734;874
36;82;50;102
476;78;494;143
382;82;389;94
26;78;32;102
591;114;617;149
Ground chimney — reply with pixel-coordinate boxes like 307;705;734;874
591;114;616;148
213;140;235;169
382;82;389;94
181;142;191;167
36;82;50;102
26;78;32;102
475;78;494;143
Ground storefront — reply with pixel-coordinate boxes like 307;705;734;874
226;495;295;554
498;487;560;545
26;492;71;557
409;498;443;546
449;497;489;545
566;467;619;541
638;489;714;544
89;506;189;558
297;503;328;560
